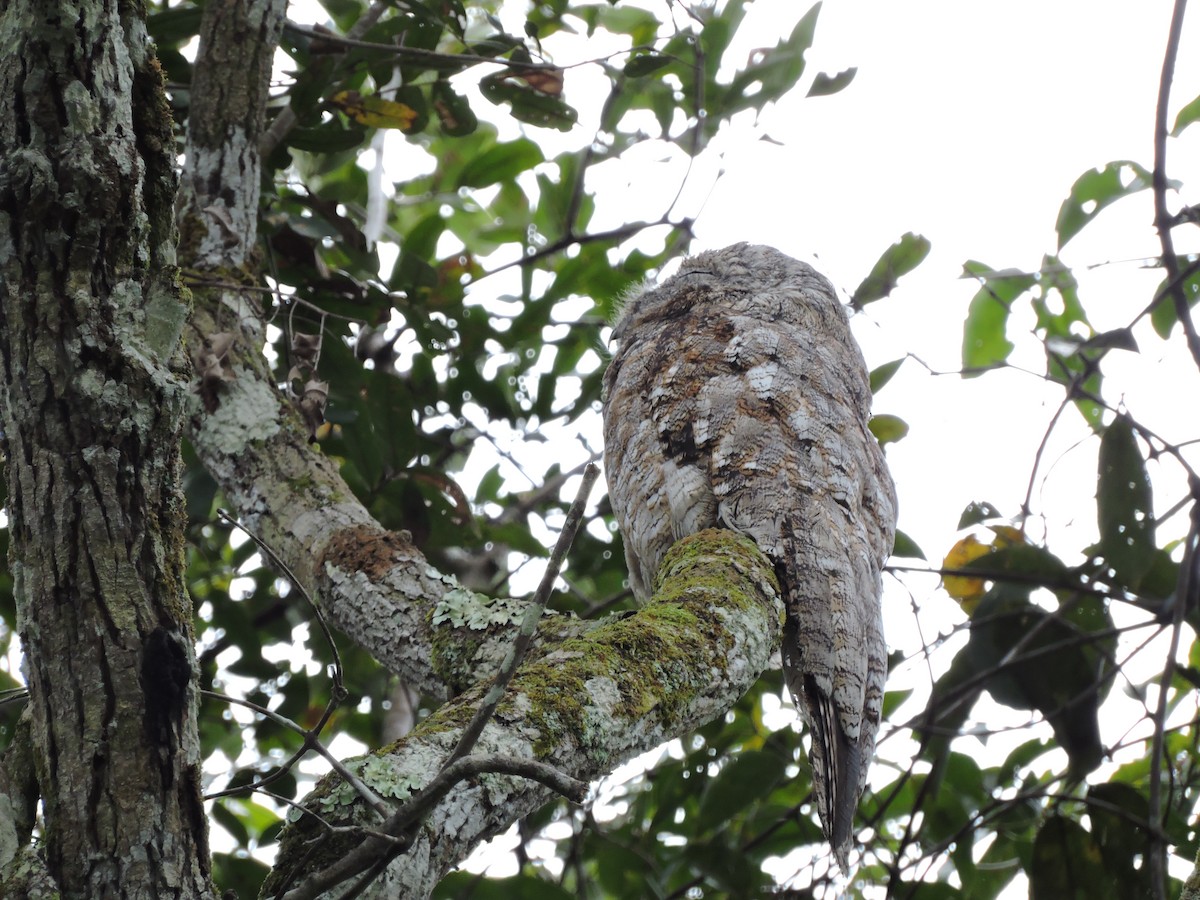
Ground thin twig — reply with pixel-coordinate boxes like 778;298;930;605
205;514;366;815
905;353;1200;483
474;220;676;283
1150;0;1200;372
444;462;600;767
496;455;602;525
283;21;557;70
884;562;1118;601
201;689;389;816
278;755;587;900
217;509;344;691
1018;394;1071;529
1147;481;1199;898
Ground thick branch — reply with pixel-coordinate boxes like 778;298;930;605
174;0;476;695
263;530;783;898
179;0;286;268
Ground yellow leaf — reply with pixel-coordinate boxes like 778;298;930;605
989;524;1026;547
331;90;418;131
942;535;991;611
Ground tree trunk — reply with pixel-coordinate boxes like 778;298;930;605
0;1;213;897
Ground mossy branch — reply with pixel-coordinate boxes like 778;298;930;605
262;529;783;898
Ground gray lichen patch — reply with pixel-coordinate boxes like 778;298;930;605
196;373;281;452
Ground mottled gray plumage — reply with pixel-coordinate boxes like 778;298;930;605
601;243;896;869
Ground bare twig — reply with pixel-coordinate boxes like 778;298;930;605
1150;0;1200;372
282;21;570;71
202;513;360;814
217;509;344;691
1018;393;1072;529
474;220;681;283
278;754;588;900
201;689;390;816
1147;481;1200;899
496;455;602;526
884;562;1118;601
444;462;601;767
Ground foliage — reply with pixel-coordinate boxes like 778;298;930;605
2;0;1199;897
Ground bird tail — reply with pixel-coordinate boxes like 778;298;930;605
782;664;860;874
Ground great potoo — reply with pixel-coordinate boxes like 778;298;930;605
601;242;896;868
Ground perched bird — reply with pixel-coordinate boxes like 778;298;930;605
601;243;896;868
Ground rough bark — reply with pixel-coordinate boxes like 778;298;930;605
177;0;285;270
0;1;213;897
175;0;468;698
263;530;784;898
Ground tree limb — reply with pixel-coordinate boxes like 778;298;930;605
262;530;784;898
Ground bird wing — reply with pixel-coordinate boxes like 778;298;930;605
697;310;893;866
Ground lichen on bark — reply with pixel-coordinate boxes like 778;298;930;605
263;529;783;896
0;0;214;896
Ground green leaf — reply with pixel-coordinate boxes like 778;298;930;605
967;836;1025;900
958;501;1003;528
211;800;250;846
1139;548;1179;601
892;529;926;559
1078;328;1137;353
1171;92;1200;135
285;123;368;153
623;52;672;77
967;586;1107;776
1149;258;1200;338
869;358;904;394
1096;414;1156;590
1055;161;1154;249
1087;782;1149;854
694;749;787;835
1000;737;1052;774
963;543;1069;584
869;413;909;446
724;3;819;112
480;75;578;131
457;138;544;189
882;688;913;717
1031;816;1112;900
211;852;271;900
961;261;1035;375
147;6;203;45
808;66;857;97
431;80;478;136
433;872;575;900
902;885;961;900
852;232;930;309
